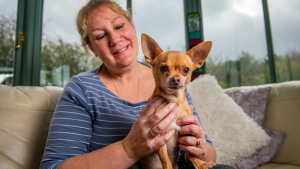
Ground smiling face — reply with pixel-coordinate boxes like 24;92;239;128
87;5;139;71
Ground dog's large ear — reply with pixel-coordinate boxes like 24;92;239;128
186;41;212;69
141;33;163;65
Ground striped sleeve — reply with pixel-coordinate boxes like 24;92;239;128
40;76;93;169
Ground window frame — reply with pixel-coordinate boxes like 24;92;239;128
13;0;44;86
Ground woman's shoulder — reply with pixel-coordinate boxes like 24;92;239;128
74;66;101;79
138;61;155;100
138;62;153;79
68;66;101;83
65;65;103;91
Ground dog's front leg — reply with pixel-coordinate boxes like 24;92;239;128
157;141;172;169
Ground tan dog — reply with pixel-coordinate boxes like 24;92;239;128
139;33;215;169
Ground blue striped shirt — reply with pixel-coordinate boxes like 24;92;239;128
40;64;214;169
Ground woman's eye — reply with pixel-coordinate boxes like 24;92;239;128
96;33;105;40
115;23;124;29
160;66;168;73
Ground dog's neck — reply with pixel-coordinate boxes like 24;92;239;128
152;85;187;104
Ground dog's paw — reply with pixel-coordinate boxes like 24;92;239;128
200;162;216;169
192;161;216;169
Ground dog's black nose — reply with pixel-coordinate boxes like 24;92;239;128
171;76;181;84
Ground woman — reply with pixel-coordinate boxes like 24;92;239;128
40;0;218;168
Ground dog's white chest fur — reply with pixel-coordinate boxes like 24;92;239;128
170;120;181;132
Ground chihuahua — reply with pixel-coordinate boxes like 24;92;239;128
138;33;215;169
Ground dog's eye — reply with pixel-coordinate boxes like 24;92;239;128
183;67;189;73
160;66;168;72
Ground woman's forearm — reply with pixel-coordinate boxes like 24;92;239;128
59;141;137;169
201;144;216;163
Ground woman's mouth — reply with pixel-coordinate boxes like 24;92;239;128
114;45;128;54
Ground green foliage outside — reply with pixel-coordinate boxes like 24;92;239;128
206;50;300;88
0;14;299;88
206;52;270;88
0;15;15;68
276;51;300;83
0;14;102;86
41;37;102;86
0;15;15;85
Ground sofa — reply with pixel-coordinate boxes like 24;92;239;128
0;80;299;169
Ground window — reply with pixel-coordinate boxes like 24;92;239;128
268;0;300;82
0;0;17;86
132;0;186;63
4;0;299;87
202;0;270;88
41;0;104;87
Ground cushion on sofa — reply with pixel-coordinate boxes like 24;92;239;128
225;87;272;126
232;129;286;169
225;87;287;168
0;85;63;169
187;75;271;166
227;81;300;166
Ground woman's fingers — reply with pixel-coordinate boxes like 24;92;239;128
176;114;207;158
140;96;165;118
178;135;197;146
122;98;178;160
176;115;201;127
146;102;177;128
153;129;176;149
178;124;203;138
179;142;207;158
149;111;177;137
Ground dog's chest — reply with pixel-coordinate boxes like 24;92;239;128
136;98;192;169
156;98;192;134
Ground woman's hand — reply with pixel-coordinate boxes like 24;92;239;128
176;106;207;161
122;96;177;161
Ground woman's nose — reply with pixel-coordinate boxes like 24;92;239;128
109;31;121;46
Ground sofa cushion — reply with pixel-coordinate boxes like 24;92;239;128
232;128;286;169
226;81;300;166
225;87;287;168
225;87;271;126
0;85;63;169
187;75;271;166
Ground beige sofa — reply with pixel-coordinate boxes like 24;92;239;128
0;81;299;169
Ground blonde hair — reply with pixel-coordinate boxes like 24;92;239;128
76;0;132;53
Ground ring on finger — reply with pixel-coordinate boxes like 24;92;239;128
150;128;156;137
196;138;200;148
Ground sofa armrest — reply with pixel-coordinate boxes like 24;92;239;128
0;85;63;169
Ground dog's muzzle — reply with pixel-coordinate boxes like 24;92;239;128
167;76;183;90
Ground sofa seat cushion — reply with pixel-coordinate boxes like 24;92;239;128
0;85;63;169
256;163;300;169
